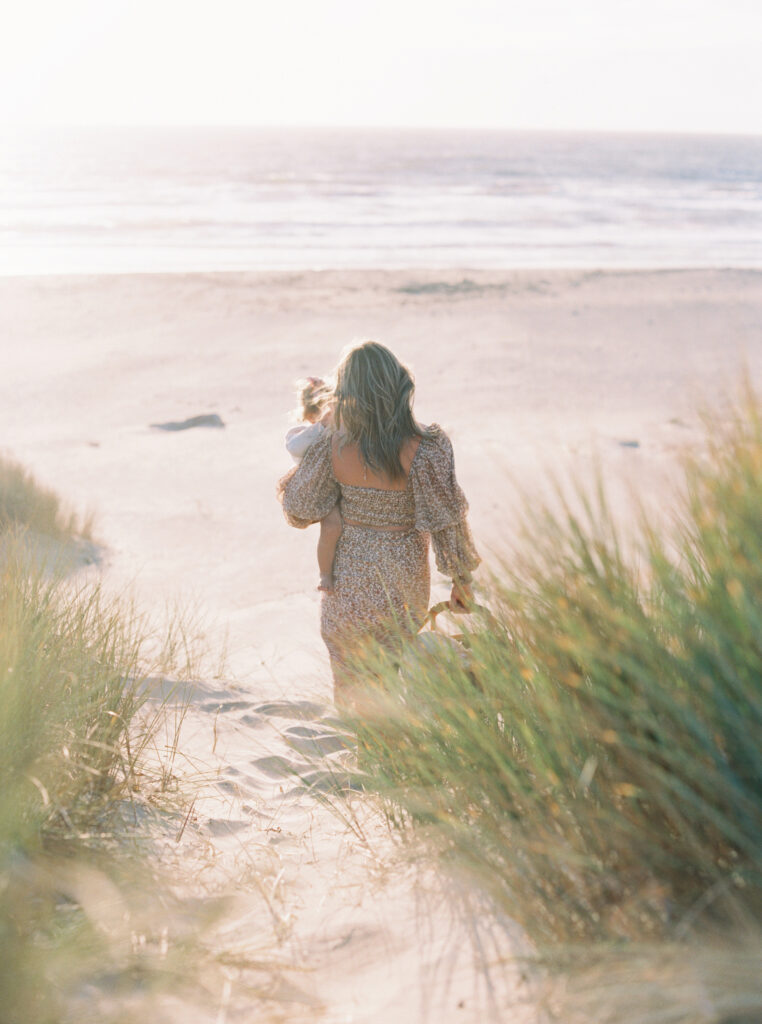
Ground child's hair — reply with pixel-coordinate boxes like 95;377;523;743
295;376;333;421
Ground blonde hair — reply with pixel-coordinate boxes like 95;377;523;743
295;377;332;421
334;341;428;480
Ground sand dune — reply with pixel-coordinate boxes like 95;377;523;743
2;268;761;1020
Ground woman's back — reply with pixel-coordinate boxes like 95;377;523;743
331;432;421;529
331;433;421;491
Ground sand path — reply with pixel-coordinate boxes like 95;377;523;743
2;269;760;1020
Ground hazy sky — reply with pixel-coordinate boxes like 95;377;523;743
2;0;761;133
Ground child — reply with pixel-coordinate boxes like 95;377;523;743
285;378;342;593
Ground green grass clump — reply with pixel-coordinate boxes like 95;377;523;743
0;455;91;540
0;463;192;1022
345;391;762;975
0;559;150;1022
0;558;150;850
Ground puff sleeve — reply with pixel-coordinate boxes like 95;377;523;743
410;425;481;582
277;432;340;528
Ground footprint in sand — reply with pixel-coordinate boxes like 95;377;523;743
252;699;326;721
285;768;363;798
201;699;254;714
214;770;263;798
203;818;251;836
251;754;307;779
251;750;360;796
283;725;351;758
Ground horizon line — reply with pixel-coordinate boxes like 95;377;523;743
3;122;762;139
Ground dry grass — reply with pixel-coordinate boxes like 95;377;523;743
0;455;92;540
0;456;309;1023
0;461;206;1022
338;386;762;1022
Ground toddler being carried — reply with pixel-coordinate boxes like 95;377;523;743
285;377;342;594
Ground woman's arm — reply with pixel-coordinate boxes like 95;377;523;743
410;425;481;608
277;432;340;528
429;520;480;604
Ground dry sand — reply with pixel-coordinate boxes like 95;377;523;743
2;268;761;1021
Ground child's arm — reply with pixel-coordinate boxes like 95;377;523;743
285;422;326;461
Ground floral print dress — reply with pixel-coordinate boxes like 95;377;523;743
278;424;480;690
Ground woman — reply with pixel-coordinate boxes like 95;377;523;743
277;341;480;699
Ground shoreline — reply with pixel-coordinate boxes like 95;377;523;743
2;264;762;280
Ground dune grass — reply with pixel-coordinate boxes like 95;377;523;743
0;462;197;1022
0;455;92;540
339;390;762;1020
0;457;307;1023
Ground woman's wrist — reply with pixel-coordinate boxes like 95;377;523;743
449;578;473;612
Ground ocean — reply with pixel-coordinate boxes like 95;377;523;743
1;127;761;274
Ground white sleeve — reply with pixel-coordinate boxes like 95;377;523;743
285;422;327;461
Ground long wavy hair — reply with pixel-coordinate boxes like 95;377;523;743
334;341;428;480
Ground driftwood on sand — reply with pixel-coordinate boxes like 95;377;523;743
150;413;225;431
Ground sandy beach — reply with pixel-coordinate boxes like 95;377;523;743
2;267;761;1021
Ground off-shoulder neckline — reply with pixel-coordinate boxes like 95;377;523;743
332;424;441;494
